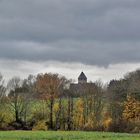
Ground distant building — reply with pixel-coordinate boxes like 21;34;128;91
78;71;87;84
70;72;95;96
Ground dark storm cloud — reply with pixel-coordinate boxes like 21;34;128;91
0;0;140;65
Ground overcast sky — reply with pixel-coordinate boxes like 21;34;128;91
0;0;140;83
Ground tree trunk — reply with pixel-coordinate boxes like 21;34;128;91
49;98;54;129
15;110;20;122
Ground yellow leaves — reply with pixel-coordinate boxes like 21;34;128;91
32;120;48;131
101;112;112;131
53;102;59;113
85;116;94;129
73;98;84;129
75;98;84;112
122;96;140;121
103;118;112;130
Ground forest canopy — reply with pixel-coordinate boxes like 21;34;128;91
0;70;140;133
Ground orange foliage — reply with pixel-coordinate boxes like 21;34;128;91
122;96;140;121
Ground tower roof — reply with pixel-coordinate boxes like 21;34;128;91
78;72;87;80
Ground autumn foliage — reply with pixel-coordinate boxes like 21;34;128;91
0;70;140;133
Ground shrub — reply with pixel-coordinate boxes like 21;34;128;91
132;126;140;133
32;120;48;131
108;119;127;132
0;111;12;130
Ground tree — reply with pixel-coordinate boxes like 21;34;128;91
66;90;74;130
34;73;67;129
0;73;7;128
8;77;32;124
124;70;140;100
0;73;5;106
21;75;35;122
73;98;84;130
122;96;140;132
92;81;104;129
122;96;140;122
81;81;104;130
107;79;128;125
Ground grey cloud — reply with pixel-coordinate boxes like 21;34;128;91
0;40;140;66
0;0;140;65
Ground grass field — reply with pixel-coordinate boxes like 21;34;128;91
0;131;139;140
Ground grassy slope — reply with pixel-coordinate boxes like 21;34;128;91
0;131;139;140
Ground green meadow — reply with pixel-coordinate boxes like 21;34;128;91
0;131;139;140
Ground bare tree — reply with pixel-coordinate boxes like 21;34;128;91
8;77;32;123
125;69;140;100
84;80;104;129
0;73;5;106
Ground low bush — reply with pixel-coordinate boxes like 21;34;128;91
32;120;48;131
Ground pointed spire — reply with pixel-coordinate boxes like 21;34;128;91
78;72;87;84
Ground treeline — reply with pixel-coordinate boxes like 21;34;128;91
0;70;140;133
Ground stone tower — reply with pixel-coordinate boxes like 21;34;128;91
78;72;87;84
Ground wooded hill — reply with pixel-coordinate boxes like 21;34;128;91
0;70;140;132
